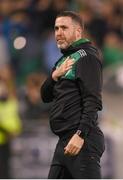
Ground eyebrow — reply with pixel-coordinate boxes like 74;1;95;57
54;25;68;30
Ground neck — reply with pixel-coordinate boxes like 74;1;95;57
71;38;90;47
60;38;91;55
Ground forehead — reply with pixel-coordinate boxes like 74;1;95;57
55;16;73;26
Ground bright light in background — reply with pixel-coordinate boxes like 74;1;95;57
13;36;26;50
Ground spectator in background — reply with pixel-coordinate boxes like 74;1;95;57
30;0;69;36
19;73;50;121
29;0;53;36
103;32;123;67
0;79;22;178
0;33;15;97
0;35;10;67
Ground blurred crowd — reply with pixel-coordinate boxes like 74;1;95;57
0;0;123;84
0;0;123;178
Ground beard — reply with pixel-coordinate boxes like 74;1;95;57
56;31;77;49
57;39;72;49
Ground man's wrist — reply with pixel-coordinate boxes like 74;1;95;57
75;130;84;139
76;130;82;136
76;129;89;139
52;70;58;81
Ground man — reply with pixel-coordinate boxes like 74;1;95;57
41;11;105;179
0;80;22;178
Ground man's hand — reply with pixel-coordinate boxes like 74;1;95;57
64;134;84;156
52;57;74;81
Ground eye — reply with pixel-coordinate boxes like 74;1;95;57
62;26;68;30
54;25;68;32
54;26;58;31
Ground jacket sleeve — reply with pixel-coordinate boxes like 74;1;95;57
41;68;56;103
75;54;103;138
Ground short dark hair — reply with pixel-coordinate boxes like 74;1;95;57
56;11;84;30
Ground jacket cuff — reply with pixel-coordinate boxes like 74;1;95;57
49;75;57;84
76;124;90;138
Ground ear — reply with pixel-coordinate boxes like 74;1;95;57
75;27;82;39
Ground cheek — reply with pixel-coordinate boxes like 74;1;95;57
65;31;76;43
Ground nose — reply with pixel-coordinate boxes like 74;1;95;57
56;27;63;36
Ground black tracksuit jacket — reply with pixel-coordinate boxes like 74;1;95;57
41;39;105;156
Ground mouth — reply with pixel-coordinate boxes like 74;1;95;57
57;39;63;41
56;37;65;41
57;39;65;43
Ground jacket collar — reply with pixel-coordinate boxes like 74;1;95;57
61;38;91;55
72;38;90;47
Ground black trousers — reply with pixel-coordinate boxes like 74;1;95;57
48;130;104;179
0;143;10;179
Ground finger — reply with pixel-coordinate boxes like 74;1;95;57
68;58;75;62
64;56;70;63
65;62;74;69
66;59;74;64
64;144;71;154
66;61;74;67
64;150;69;155
64;147;70;155
64;64;73;71
69;145;81;155
67;147;77;156
64;143;72;152
64;144;75;155
64;64;73;70
63;59;74;69
67;61;74;66
65;58;75;66
64;150;73;156
73;148;81;156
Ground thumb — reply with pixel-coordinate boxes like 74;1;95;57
64;146;66;151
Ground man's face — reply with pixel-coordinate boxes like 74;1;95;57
55;16;80;49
